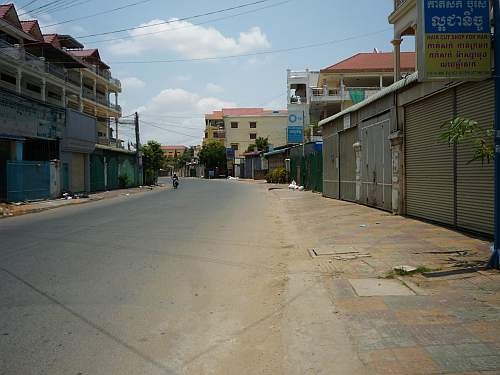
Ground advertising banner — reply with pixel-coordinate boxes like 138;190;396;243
418;0;491;81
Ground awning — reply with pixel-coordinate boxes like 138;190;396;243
264;148;290;157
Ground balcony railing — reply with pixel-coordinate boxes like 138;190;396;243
109;102;121;112
84;63;121;88
394;0;408;9
310;86;383;103
82;87;95;100
96;94;108;106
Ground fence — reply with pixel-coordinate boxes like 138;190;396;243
90;151;139;192
290;151;323;192
6;160;50;202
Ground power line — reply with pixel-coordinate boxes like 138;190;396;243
107;28;391;65
18;0;41;9
79;0;292;45
141;120;202;139
74;0;272;39
19;0;72;16
44;0;156;27
30;0;83;16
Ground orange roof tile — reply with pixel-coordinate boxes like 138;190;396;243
0;4;14;19
321;52;416;73
206;111;223;120
222;108;264;116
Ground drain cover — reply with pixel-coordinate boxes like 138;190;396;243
349;279;415;297
309;246;359;257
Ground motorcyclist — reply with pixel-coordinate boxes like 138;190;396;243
172;173;179;188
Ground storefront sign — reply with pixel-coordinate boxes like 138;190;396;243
287;126;304;144
418;0;491;81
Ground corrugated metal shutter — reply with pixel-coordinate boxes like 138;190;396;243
405;90;455;225
456;80;494;235
361;116;392;210
339;127;357;201
322;132;339;198
90;154;105;192
70;153;85;193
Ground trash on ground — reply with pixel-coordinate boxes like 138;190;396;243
359;224;367;228
393;265;417;273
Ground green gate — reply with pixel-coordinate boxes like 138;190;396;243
62;162;70;192
90;154;105;192
290;151;323;193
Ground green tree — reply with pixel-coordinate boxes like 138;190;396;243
255;137;269;152
199;141;227;176
440;117;494;164
142;140;165;185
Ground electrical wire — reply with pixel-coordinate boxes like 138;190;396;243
140;120;202;139
107;28;391;64
19;0;73;16
74;0;272;39
44;0;156;27
18;0;41;9
78;0;292;45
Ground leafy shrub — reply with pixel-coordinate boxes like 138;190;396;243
266;167;288;184
118;174;130;188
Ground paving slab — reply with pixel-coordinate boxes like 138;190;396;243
349;279;415;297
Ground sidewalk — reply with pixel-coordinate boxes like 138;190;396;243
273;187;500;375
0;185;168;218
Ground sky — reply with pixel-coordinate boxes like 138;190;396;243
13;0;415;146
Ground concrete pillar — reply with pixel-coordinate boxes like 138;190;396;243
62;87;66;107
41;78;46;102
115;92;118;107
353;141;362;202
391;38;402;82
389;130;404;214
14;141;23;161
379;75;384;89
84;153;91;193
16;68;22;94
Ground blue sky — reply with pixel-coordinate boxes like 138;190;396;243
15;0;414;145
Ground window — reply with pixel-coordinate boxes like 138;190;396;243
204;132;208;139
231;143;239;151
249;122;257;128
1;73;16;85
26;82;41;93
250;133;257;140
231;122;238;128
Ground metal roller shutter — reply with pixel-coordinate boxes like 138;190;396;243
339;126;357;202
456;80;494;235
71;153;85;193
322;132;339;199
405;90;455;225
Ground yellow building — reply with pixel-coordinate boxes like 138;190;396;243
161;145;187;158
203;111;225;146
223;108;288;158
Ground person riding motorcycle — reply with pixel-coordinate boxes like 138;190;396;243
172;173;179;189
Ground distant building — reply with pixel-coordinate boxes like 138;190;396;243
287;50;416;141
161;145;187;158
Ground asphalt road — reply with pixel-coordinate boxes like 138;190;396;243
0;179;290;375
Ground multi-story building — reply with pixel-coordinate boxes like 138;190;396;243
223;108;288;158
287;50;416;141
161;145;187;158
203;111;225;146
0;4;135;200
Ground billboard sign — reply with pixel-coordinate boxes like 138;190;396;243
288;110;304;127
418;0;491;81
287;126;304;144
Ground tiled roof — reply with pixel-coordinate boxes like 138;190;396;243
43;34;57;43
0;4;13;19
206;111;223;120
262;109;288;115
321;52;416;73
20;20;36;33
222;108;264;116
69;49;99;58
161;145;187;150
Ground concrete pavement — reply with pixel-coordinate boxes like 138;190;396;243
1;178;499;374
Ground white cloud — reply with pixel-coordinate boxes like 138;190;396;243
206;83;224;94
107;19;271;58
133;88;235;146
121;77;146;90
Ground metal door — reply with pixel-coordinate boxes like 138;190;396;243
339;127;357;202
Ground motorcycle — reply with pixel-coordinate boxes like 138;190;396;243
173;179;179;189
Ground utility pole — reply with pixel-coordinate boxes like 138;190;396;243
115;117;119;148
489;0;500;269
134;112;144;185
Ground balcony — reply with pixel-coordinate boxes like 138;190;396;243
310;87;382;104
394;0;408;9
85;64;121;89
109;102;121;112
82;87;95;101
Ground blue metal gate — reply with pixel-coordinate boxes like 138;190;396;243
6;160;50;202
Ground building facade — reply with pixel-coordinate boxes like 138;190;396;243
0;4;136;201
161;145;187;158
